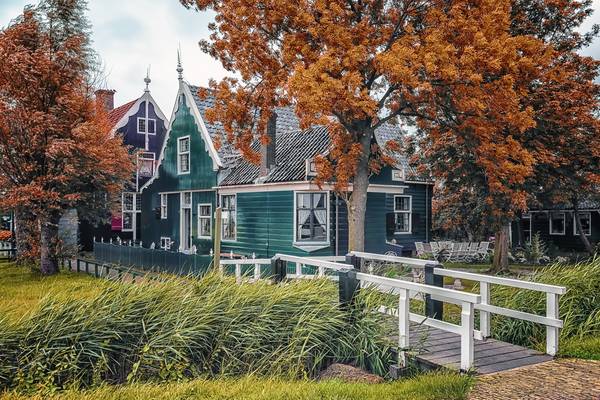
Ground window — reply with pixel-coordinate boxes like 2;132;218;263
392;169;406;182
178;136;190;174
573;212;591;236
198;204;212;239
137;118;146;134
549;212;566;235
295;192;328;242
160;193;167;219
221;194;236;241
306;159;318;177
137;117;156;134
138;152;155;178
160;237;172;250
122;192;139;232
394;195;412;233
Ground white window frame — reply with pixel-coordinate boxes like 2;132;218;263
122;192;138;232
393;195;412;234
220;194;237;242
293;191;330;245
391;168;406;182
160;193;168;219
177;136;191;175
549;212;566;236
305;159;318;177
573;212;592;236
160;237;171;250
137;151;155;178
180;192;193;252
197;203;212;239
137;117;156;135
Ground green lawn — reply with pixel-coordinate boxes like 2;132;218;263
0;260;105;322
0;374;473;400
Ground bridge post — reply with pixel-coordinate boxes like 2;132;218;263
270;257;287;283
339;254;361;309
425;263;444;320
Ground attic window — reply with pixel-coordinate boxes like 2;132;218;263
137;117;156;135
178;136;190;174
391;168;406;181
306;159;318;177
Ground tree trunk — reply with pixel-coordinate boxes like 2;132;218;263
490;225;510;273
40;211;61;275
14;208;37;265
573;209;594;255
347;127;372;272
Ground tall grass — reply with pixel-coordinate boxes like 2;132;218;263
0;272;393;392
492;257;600;348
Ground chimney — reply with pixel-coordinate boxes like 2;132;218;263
95;89;116;111
260;113;277;177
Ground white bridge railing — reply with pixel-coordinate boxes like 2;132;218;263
350;251;567;356
215;251;566;371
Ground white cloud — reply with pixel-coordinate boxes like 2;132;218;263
2;0;600;110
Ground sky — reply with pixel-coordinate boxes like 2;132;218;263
1;0;599;115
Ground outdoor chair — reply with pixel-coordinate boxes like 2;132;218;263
415;242;426;257
477;242;491;261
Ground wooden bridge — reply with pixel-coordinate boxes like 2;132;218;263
217;251;566;375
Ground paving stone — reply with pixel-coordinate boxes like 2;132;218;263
468;359;600;400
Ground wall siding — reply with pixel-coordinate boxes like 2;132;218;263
528;211;600;252
140;94;219;250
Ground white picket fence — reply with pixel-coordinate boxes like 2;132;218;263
216;251;566;371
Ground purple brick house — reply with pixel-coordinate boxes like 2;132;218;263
74;75;169;251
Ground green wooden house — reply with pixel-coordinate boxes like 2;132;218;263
140;69;433;258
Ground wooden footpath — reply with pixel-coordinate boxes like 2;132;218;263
409;323;553;375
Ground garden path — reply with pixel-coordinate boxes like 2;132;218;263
468;359;600;399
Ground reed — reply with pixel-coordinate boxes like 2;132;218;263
0;272;393;392
492;257;600;348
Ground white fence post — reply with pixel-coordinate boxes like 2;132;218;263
398;288;410;367
296;262;302;277
480;281;491;338
254;263;260;280
318;265;325;277
460;301;475;371
546;292;560;356
235;263;242;284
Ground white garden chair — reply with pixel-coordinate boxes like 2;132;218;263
477;242;490;261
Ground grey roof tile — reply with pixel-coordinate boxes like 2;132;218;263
188;84;426;185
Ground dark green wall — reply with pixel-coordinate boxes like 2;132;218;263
528;211;599;252
140;94;218;251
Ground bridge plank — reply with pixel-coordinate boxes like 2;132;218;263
405;323;553;375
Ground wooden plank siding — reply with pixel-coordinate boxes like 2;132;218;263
140;95;218;251
518;211;600;252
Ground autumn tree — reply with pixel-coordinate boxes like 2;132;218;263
510;0;600;256
0;9;133;274
181;0;550;265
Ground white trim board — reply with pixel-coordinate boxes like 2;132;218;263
216;182;409;194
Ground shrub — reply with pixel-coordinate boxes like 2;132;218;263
491;258;600;349
0;273;393;392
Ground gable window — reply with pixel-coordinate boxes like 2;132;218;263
137;117;156;134
160;193;168;219
178;136;190;174
394;195;412;234
549;212;566;235
392;169;406;182
160;237;171;250
198;204;212;239
573;212;591;236
296;192;328;242
138;152;155;178
221;194;236;241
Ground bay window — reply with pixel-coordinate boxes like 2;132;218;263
296;192;328;242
